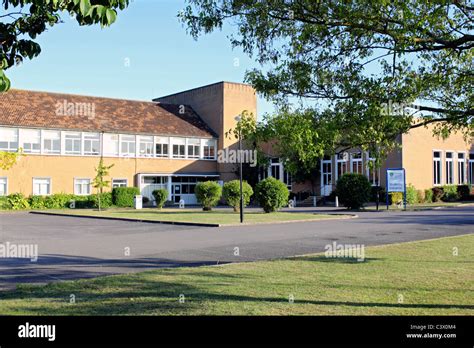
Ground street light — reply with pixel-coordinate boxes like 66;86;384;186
235;115;244;223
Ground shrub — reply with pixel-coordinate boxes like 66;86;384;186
195;181;222;211
432;187;444;202
335;173;371;210
142;196;150;204
424;189;433;203
255;177;289;213
416;189;425;204
0;196;11;210
7;193;30;210
44;193;75;209
29;195;47;209
442;185;459;202
112;187;140;207
457;185;471;201
72;195;94;209
222;180;254;212
152;189;168;209
90;192;113;209
389;192;403;205
406;184;418;205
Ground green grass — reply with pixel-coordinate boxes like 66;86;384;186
44;208;342;225
1;234;472;315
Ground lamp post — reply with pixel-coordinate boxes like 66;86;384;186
235;115;244;223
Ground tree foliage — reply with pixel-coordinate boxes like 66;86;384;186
0;148;23;170
0;0;129;91
180;0;474;166
92;157;114;210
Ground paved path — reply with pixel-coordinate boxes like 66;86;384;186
0;207;473;290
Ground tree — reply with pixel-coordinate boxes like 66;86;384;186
1;0;130;91
92;157;114;211
180;0;474;162
0;148;23;170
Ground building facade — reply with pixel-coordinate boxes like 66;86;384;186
0;81;472;204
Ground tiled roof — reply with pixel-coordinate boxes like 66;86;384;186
0;89;217;138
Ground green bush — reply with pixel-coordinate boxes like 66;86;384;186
44;193;75;209
442;185;459;202
90;192;113;209
112;187;140;207
195;181;222;211
335;173;371;210
432;187;444;202
255;177;289;213
222;180;254;212
416;190;425;204
424;189;433;203
7;193;30;210
29;195;47;209
457;185;471;201
0;196;11;210
152;189;168;209
389;192;403;205
406;184;418;205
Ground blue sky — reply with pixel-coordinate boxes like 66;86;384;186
7;0;274;117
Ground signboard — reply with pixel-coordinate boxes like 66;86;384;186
386;169;406;192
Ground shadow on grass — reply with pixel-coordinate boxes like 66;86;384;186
289;256;382;263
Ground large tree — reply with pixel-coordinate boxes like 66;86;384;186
180;0;473;173
0;0;129;91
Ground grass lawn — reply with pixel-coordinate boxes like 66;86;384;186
43;208;343;225
1;234;472;315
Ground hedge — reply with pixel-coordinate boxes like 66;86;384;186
112;187;140;207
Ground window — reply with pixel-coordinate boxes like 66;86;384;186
203;140;216;159
65;132;82;155
103;134;119;157
271;158;282;180
33;178;51;195
138;136;154;157
83;133;100;156
21;129;41;153
43;130;61;154
446;152;454;184
336;152;348;180
171;138;186;158
458;153;466;184
259;165;269;180
187;139;200;158
367;152;380;186
120;135;136;156
74;178;91;195
350;152;363;174
433;151;442;185
0;128;18;152
155;137;169;157
469;154;474;185
283;169;292;191
112;179;128;188
322;157;332;186
0;177;7;196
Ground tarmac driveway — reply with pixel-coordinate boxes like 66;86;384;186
0;206;473;290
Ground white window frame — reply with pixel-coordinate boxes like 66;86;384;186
202;139;216;160
120;134;136;157
64;132;82;155
155;136;169;158
171;137;186;158
32;177;52;196
433;150;442;186
445;151;454;184
74;178;92;196
83;132;100;156
138;136;154;157
0;127;19;152
20;129;41;154
187;138;201;159
42;130;61;154
0;177;8;196
469;153;474;185
112;178;128;188
366;152;381;186
350;152;363;174
457;152;467;184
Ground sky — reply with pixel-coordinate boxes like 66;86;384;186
6;0;275;117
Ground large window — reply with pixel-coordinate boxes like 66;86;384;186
65;132;82;155
83;133;100;156
0;177;7;196
21;129;41;153
103;134;119;156
139;136;154;157
336;152;348;180
458;153;466;184
43;130;61;154
0;128;18;152
469;154;474;185
270;158;281;180
350;152;363;174
203;140;216;159
187;138;200;159
155;137;169;158
367;152;380;186
433;151;442;185
33;178;51;195
120;135;136;156
171;138;186;158
446;152;454;184
74;178;91;195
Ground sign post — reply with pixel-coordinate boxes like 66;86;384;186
386;168;406;210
